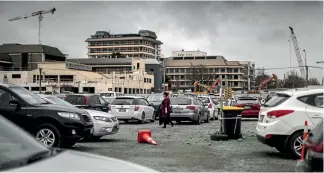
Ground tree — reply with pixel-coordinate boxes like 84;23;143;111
254;68;278;90
308;78;320;85
283;70;305;88
188;64;214;92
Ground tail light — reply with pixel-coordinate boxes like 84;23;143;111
266;110;294;118
84;96;89;105
134;105;140;111
236;104;243;107
308;142;323;153
208;103;212;109
186;106;197;110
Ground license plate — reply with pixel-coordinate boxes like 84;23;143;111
244;106;250;109
119;108;126;112
259;115;264;122
173;108;182;113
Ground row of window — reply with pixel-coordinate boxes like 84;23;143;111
113;87;151;94
88;54;155;59
88;40;156;47
88;48;155;54
169;81;241;87
167;74;242;80
166;68;241;74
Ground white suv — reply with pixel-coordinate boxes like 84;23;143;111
256;89;323;158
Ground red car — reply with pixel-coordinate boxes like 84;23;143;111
235;97;260;118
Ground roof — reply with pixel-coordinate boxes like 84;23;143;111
144;59;160;65
66;58;132;65
0;44;65;57
115;96;144;99
165;58;242;67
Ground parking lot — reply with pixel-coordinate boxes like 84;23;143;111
73;120;296;172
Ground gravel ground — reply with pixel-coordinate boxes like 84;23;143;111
72;120;296;172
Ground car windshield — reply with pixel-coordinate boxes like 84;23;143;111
104;97;115;103
170;98;192;105
44;96;74;107
147;95;163;102
0;115;50;170
10;87;47;105
112;98;135;105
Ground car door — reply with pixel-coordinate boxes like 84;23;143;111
197;99;208;119
304;93;323;126
0;88;30;131
141;98;153;119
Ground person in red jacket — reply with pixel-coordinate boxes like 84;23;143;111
160;92;174;128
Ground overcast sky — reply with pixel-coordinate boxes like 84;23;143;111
0;1;323;80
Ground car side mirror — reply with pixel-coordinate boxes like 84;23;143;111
9;100;20;109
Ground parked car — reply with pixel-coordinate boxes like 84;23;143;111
256;89;323;158
146;93;164;120
65;94;109;112
39;95;119;140
100;91;124;98
296;119;323;172
0;83;93;148
198;96;219;120
110;96;155;123
170;96;209;124
235;97;260;118
0;115;158;172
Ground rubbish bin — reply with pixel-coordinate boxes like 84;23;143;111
221;106;244;139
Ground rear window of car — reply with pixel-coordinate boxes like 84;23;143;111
100;93;114;97
263;94;290;107
65;95;87;105
198;97;210;103
147;95;163;102
237;99;259;105
111;98;135;105
170;98;192;105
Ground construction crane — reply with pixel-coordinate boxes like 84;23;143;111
9;8;56;44
258;74;278;91
289;26;306;79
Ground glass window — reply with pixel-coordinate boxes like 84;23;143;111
298;93;324;108
147;94;163;102
44;96;74;107
264;94;290;107
170;98;192;105
111;98;135;105
65;95;86;105
98;96;107;104
9;87;47;105
198;97;210;103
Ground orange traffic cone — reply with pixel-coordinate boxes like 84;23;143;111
300;120;308;160
138;130;158;145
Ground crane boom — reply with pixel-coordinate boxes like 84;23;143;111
289;26;306;79
8;8;56;44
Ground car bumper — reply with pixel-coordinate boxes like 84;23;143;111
170;112;198;121
61;125;94;140
93;121;119;136
241;110;259;117
115;112;142;121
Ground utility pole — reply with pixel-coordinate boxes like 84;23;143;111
219;75;223;108
303;49;308;88
39;68;42;93
247;62;251;91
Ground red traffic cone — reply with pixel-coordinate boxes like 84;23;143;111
300;121;308;160
138;130;158;145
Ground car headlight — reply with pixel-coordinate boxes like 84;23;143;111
58;112;80;120
94;116;112;122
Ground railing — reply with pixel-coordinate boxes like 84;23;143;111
0;67;33;71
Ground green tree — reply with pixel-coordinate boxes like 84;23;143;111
283;70;305;88
308;78;320;85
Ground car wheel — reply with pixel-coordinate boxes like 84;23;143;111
150;112;155;122
288;131;304;158
195;114;201;125
205;112;210;123
35;123;61;148
140;112;145;124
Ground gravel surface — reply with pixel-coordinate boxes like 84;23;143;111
73;120;296;172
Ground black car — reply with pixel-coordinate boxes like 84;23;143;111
146;93;163;120
64;94;109;112
0;83;93;148
296;120;323;172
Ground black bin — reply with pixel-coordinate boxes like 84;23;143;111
221;107;243;139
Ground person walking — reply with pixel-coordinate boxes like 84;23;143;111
160;92;174;128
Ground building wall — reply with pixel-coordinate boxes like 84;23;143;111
145;63;162;93
0;62;154;94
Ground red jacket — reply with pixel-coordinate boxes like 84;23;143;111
160;97;170;117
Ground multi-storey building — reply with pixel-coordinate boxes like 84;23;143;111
172;50;207;57
165;52;252;91
239;61;256;90
85;30;163;60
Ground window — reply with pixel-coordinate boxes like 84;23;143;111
11;74;21;79
264;94;291;107
171;98;192;105
112;98;135;105
198;97;210;103
298;93;324;108
137;63;140;70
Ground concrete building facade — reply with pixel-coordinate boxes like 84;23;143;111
85;30;163;60
165;54;251;91
172;50;207;57
0;62;154;94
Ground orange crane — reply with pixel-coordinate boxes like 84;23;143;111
258;74;278;91
194;78;220;94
